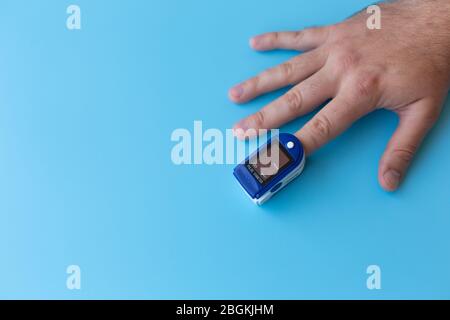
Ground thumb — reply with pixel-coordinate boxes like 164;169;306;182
379;99;441;191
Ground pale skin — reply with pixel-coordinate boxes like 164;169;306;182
229;0;450;191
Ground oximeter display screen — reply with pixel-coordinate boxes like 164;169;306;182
246;141;292;185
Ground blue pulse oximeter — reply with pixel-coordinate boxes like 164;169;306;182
233;133;306;205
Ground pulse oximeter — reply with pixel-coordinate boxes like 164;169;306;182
233;133;306;205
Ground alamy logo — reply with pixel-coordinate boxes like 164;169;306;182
366;5;381;30
366;265;381;290
66;5;81;30
171;121;280;173
66;265;81;290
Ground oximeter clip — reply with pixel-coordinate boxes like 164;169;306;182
233;133;305;205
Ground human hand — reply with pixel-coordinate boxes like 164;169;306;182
229;0;450;191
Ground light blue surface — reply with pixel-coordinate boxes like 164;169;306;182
0;0;449;299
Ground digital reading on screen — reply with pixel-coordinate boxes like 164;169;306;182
245;141;293;185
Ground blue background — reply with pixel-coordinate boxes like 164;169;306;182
0;0;449;299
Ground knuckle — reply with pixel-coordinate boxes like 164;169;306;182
392;147;416;164
341;52;359;71
280;62;295;80
247;75;260;91
302;78;322;97
324;24;337;40
284;90;303;114
351;71;379;99
267;32;279;45
250;111;265;128
293;30;304;45
263;66;277;79
310;114;332;141
311;26;329;39
326;22;346;39
330;46;360;73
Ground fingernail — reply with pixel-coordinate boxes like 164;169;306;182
249;37;258;48
383;169;401;190
230;85;244;100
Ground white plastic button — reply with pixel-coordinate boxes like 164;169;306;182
287;141;294;149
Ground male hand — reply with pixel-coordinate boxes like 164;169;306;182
229;0;450;191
